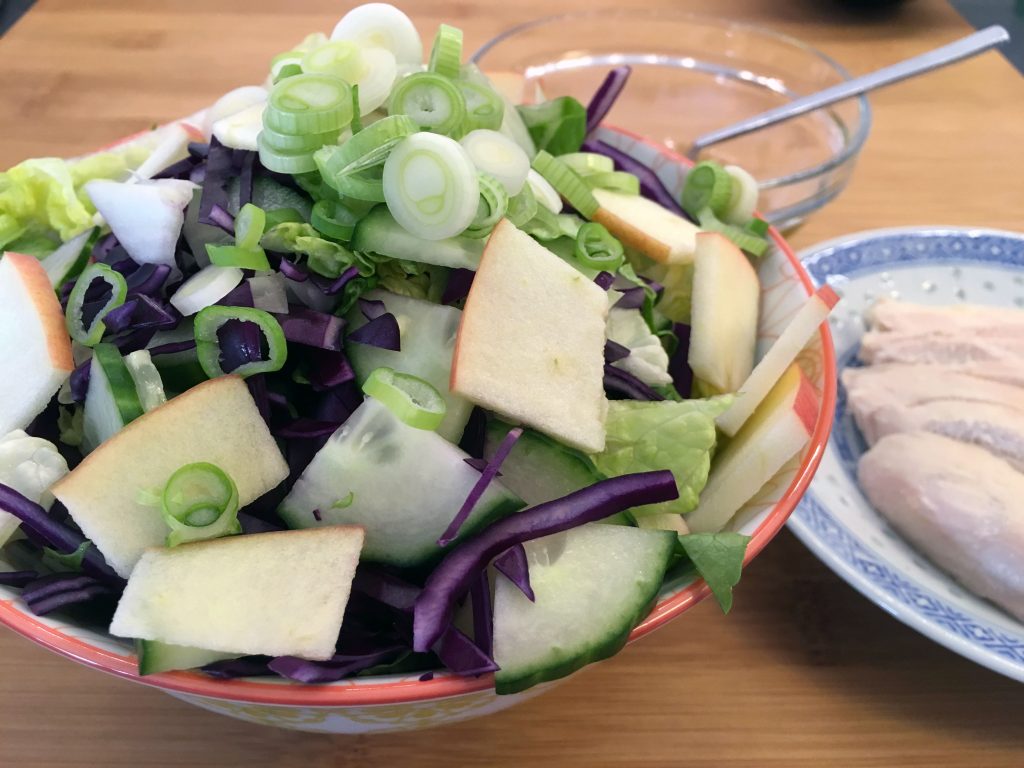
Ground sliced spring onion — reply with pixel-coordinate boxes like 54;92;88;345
746;217;770;237
574;222;625;271
259;124;340;153
696;208;769;257
361;366;447;431
388;72;467;137
353;46;398;115
428;24;463;80
506;182;538;227
459;129;530;196
521;204;563;241
584;170;640;195
193;306;288;379
235;203;267;251
169;265;244;317
257;133;318;175
463;173;509;239
65;263;128;346
531;150;598;219
274;63;304;83
456;81;504;132
681;160;734;219
161;462;241;547
556;213;584;239
314;114;417;180
722;164;759;225
525;168;562;213
310;198;363;241
301;40;363;82
264;73;353;135
124;349;167;412
349;85;363;134
559;152;614;176
206;244;271;272
270;50;305;80
330;2;423;68
382;132;480;240
325;163;386;202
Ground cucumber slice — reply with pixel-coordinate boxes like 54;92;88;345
137;639;237;676
484;420;604;506
350;206;484;269
147;324;207;397
279;398;524;567
493;523;675;695
82;344;146;454
346;289;473;442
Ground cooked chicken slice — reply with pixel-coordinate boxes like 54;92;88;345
869;298;1024;336
859;329;1024;366
858;432;1024;622
842;365;1024;443
860;400;1024;471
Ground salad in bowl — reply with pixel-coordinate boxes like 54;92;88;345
0;3;836;730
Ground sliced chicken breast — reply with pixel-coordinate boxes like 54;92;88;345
859;329;1024;366
858;432;1024;623
868;298;1024;336
860;400;1024;471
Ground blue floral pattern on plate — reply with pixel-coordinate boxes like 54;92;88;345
788;227;1024;682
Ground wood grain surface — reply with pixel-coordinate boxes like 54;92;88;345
2;1;1023;765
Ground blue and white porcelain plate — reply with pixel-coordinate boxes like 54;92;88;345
788;226;1024;682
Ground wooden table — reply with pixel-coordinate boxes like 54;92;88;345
2;1;1023;765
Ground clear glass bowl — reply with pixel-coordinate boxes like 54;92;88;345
472;10;871;231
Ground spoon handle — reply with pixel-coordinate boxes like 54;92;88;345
687;25;1010;159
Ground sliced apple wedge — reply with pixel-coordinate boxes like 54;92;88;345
110;527;364;661
0;252;74;436
687;232;760;394
592;188;701;265
717;285;838;436
85;178;196;268
451;219;609;454
686;363;817;534
52;376;288;577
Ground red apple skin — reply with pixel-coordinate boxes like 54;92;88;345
790;364;820;437
817;284;840;310
3;252;73;373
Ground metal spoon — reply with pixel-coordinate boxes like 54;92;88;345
687;25;1011;160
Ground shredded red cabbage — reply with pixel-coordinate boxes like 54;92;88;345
148;339;196;356
268;645;406;683
585;66;632;135
441;268;475;305
434;624;498;676
581;137;691;219
277;256;308;283
92;233;120;262
21;573;115;616
201;656;275;679
69;359;91;402
494;543;534;602
438;427;523;547
273;418;342;439
413;470;679;651
469;569;493;656
668;322;694;398
358;298;386;320
306;349;356;391
604;340;631;364
198;139;235;228
594;271;616;290
274;307;345;351
0;570;39;588
152;157;197;181
238;151;256;207
317;265;360;296
0;487;124;587
348;313;400;351
613;285;646;310
603;364;665;401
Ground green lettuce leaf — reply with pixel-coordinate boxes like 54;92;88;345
591;397;731;515
516;96;586;156
678;532;750;613
260;222;365;279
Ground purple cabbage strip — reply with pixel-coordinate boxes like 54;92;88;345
594;271;615;290
469;569;493;657
148;339;196;356
413;470;679;652
318;265;360;296
70;359;92;402
237;511;283;534
668;322;693;399
26;583;113;616
437;427;523;547
580;137;690;219
0;487;124;588
247;374;272;426
603;364;665;401
187;141;210;159
129;296;180;330
419;671;434;682
102;300;139;333
202;656;275;679
218;281;255;308
348;313;400;351
434;625;498;676
614;285;647;310
126;264;172;298
152;157;196;181
358;298;386;320
273;307;345;351
314;383;362;423
307;349;356;391
585;66;632;135
111;328;158;354
604;340;631;364
198;138;234;227
22;573;98;603
238;151;256;208
268;645;406;683
458;407;487;459
273;418;342;439
352;566;420;613
494;543;535;602
441;268;475;305
0;571;38;588
91;233;120;262
206;204;235;235
189;164;207;184
277;257;308;283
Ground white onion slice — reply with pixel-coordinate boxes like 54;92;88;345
526;169;563;213
331;3;423;68
169;265;244;316
212;102;266;151
354;46;398;115
459;129;530;196
722;164;759;225
204;85;269;138
248;273;290;314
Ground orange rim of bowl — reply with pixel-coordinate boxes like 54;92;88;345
0;128;837;706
